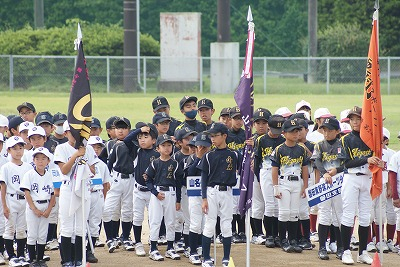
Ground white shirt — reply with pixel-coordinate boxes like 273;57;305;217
382;147;396;184
20;169;54;201
0;161;33;195
307;130;324;143
53;143;98;181
91;160;111;191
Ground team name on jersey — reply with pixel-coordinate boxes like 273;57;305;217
167;164;174;179
280;156;303;166
351;148;371;158
321;152;338;162
12;175;20;184
227;142;245;151
226;156;233;170
261;147;273;159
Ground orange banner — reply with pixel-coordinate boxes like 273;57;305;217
360;16;383;200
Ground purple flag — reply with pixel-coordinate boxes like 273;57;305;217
235;8;255;217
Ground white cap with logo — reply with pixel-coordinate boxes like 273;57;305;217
28;126;46;138
19;121;34;133
6;136;26;149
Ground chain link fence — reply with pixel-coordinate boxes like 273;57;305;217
0;55;399;94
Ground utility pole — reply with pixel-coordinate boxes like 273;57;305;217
123;0;138;92
217;0;230;42
308;0;317;83
33;0;44;29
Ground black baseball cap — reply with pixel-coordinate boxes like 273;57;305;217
152;96;170;112
175;127;197;141
35;111;53;125
207;122;229;135
106;116;119;129
219;107;231;117
91;117;101;128
17;102;36;113
136;122;158;139
113;117;131;128
319;117;340;130
268;115;285;135
195;131;212;147
347;106;362;118
290;113;313;125
295;118;309;129
156;134;174;146
152;112;172;124
230;106;241;118
53;112;67;125
282;119;302;132
253;108;271;122
179;96;198;110
188;135;197;147
198;98;214;109
8;116;24;130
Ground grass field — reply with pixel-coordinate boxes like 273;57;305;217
1;92;400;150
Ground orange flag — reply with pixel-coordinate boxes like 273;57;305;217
360;11;383;200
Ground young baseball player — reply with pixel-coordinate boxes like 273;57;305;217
53;121;98;267
52;113;68;145
311;117;345;260
197;98;215;129
90;118;102;137
199;123;240;267
103;117;134;253
21;147;56;266
98;116;118;164
145;134;183;261
7;117;24;137
254;114;286;248
19;121;34;151
85;136;111;263
340;106;383;265
153;112;172;136
17;102;36;123
388;134;400;249
175;96;207;134
271;119;309;254
186;132;211;265
35;112;58;154
0;136;33;267
124;123;159;257
218;108;232;129
0;134;6;265
152;96;181;136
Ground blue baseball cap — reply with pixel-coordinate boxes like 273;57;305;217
156;134;174;146
195;131;212;147
53;112;67;125
206;122;229;135
35;111;53;125
175;127;197;141
91;117;101;128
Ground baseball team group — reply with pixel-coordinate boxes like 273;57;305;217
0;96;400;267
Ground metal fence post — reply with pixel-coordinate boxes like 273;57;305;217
387;57;391;95
326;58;330;94
9;55;14;91
106;56;110;93
263;57;267;94
143;57;147;94
200;57;203;94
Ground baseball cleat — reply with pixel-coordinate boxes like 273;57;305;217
298;238;313;250
238;232;246;243
149;250;164;261
0;253;5;265
274;236;281;248
318;248;329;260
386;240;398;253
158;235;167;245
95;238;105;248
123;240;135;251
165;249;181;260
329;242;337;253
336;247;344;260
201;260;214;267
42;255;50;261
232;233;241;244
265;236;275;248
189;254;201;265
350;236;359;246
289;240;303;253
222;259;229;267
135;242;146;256
281;239;294;253
310;232;319;242
357;250;373;264
173;241;185;253
366;242;376;253
341;249;354;265
376;241;389;253
107;240;116;253
183;248;191;258
86;251;98;263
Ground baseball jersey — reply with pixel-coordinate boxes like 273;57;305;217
341;131;373;174
53;142;98;181
20;168;54;201
175;119;207;134
198;148;241;199
382;147;396;184
145;158;183;202
107;141;134;175
311;138;346;175
254;133;286;174
44;137;58;154
0;154;7;168
0;161;33;195
387;151;400;199
167;117;182;136
134;148;159;186
51;134;68;145
91;160;111;191
270;143;308;177
226;128;246;155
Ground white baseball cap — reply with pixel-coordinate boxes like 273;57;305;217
383;127;390;139
314;108;334;119
87;136;105;147
63;120;70;132
340;123;351;134
32;147;52;160
5;136;26;149
340;109;350;122
0;115;8;127
19;121;34;133
274;107;292;118
295;100;311;112
28;126;46;138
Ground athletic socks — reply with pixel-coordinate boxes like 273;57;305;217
121;221;132;240
358;226;369;255
183;234;189;248
202;235;212;261
4;239;14;259
263;216;272;236
272;217;279;237
288;221;298;241
46;223;56;242
278;220;288;241
167;241;174;250
133;225;142;244
189;231;198;255
222;236;232;261
16;238;26;258
61;236;72;263
329;224;336;242
27;244;36;262
237;215;245;233
250;217;256;235
75;236;83;262
318;224;329;249
36;244;45;261
87;237;97;251
216;216;221;236
374;224;384;243
159;218;166;236
334;226;342;248
150;241;157;252
253;218;263;236
387;224;396;241
175;232;182;242
341;224;352;251
112;219;120;239
0;236;5;254
103;221;113;241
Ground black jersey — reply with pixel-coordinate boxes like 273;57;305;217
270;143;308;177
134;148;159;186
341;130;373;173
254;133;286;175
198;148;241;199
311;138;346;175
167;117;181;136
175;119;207;134
50;135;68;145
44;137;58;154
205;121;215;130
107;141;135;175
172;150;190;186
226;128;246;155
145;158;183;202
187;155;201;176
99;139;117;164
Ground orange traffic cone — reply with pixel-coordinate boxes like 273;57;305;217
371;252;381;267
86;263;90;267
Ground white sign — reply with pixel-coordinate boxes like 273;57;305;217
306;173;344;207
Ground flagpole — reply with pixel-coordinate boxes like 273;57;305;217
245;211;250;267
